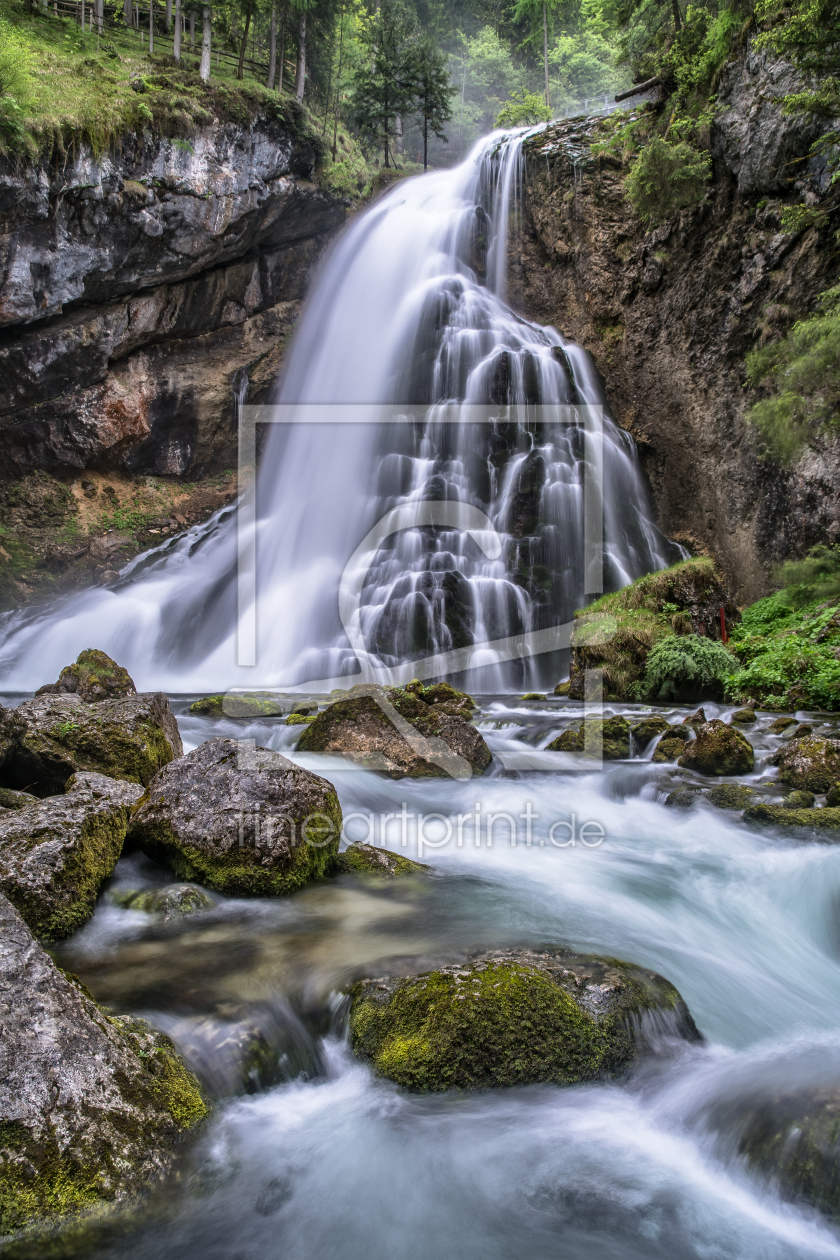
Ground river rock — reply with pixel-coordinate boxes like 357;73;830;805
126;738;342;896
630;716;671;747
0;893;206;1237
35;649;136;703
0;692;182;797
678;720;754;776
743;804;840;833
729;708;756;725
349;947;700;1092
337;843;430;877
546;716;630;759
117;884;216;921
768;716;797;734
665;787;703;809
827;784;840;807
774;736;840;794
188;693;284;718
0;771;143;940
706;783;756;810
783;790;816;810
653;737;689;763
297;686;490;779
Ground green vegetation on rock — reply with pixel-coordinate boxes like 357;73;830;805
677;719;754;777
624;136;711;224
643;635;738;703
743;804;840;832
337;842;430;877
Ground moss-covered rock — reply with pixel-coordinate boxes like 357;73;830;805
297;686;490;779
775;736;840;794
0;894;206;1238
768;715;798;733
677;720;755;776
547;716;630;759
0;788;37;811
0;772;143;940
827;784;840;807
337;843;430;877
784;790;816;810
285;713;316;726
653;737;689;763
521;693;546;702
664;787;703;809
349;947;700;1092
706;783;756;810
553;682;572;696
731;1088;840;1219
188;693;285;719
0;692;182;797
127;738;342;897
630;716;671;747
743;804;840;833
35;650;136;704
118;884;216;921
730;708;757;725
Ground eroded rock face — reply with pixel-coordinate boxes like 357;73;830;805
775;737;840;794
677;720;754;776
0;770;143;939
35;648;136;702
297;686;491;779
127;738;342;896
0;894;206;1236
0;691;182;796
349;947;700;1092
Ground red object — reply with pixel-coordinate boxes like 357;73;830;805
719;606;728;643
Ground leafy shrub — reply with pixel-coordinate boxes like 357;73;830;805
746;286;840;464
642;635;738;703
625;138;711;224
496;89;550;128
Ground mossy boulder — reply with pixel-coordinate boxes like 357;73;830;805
117;884;216;921
285;713;316;726
127;738;342;897
349;947;700;1092
653;737;689;763
547;716;630;759
677;720;754;776
706;784;756;810
730;708;757;725
784;790;816;810
0;692;182;797
337;843;430;877
0;788;37;811
0;772;143;940
664;787;703;809
775;736;840;794
188;693;284;719
297;686;490;779
827;784;840;807
768;716;797;734
553;682;572;696
743;804;840;833
35;649;136;704
0;893;206;1238
521;693;545;702
630;716;671;748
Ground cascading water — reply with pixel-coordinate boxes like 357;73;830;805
0;130;672;692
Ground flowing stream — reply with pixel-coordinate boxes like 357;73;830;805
6;131;840;1257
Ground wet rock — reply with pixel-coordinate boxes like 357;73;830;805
653;737;689;763
630;716;671;748
730;708;756;725
349;947;700;1092
683;708;707;729
35;649;136;703
0;691;182;797
729;1087;840;1218
127;738;342;897
827;784;840;807
783;790;816;810
285;713;315;726
521;693;546;702
118;884;216;921
664;787;703;809
706;784;756;811
337;843;430;877
743;804;840;833
768;716;797;734
188;693;285;718
0;788;37;811
775;736;840;794
553;682;571;696
0;772;143;939
297;686;490;780
678;720;754;776
547;716;630;759
0;893;206;1235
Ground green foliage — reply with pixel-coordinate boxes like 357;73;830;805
745;286;840;464
0;14;32;151
352;0;418;167
408;34;456;167
642;634;738;702
496;86;550;126
625;135;711;222
774;544;840;607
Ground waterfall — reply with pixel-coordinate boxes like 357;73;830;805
0;130;672;693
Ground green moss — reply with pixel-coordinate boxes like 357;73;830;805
54;650;135;701
0;1123;104;1236
652;737;687;762
678;719;755;776
547;716;630;759
337;843;429;877
285;713;316;726
744;804;840;831
188;693;284;718
706;784;756;810
25;713;175;788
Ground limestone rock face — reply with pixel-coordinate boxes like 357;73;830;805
775;737;840;794
0;691;182;796
0;894;205;1237
35;649;136;702
677;720;754;776
127;738;342;896
349;947;700;1092
0;770;143;939
297;687;491;779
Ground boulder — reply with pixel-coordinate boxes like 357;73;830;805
775;737;840;794
0;692;182;797
0;894;206;1236
683;708;707;729
35;649;136;703
349;947;700;1092
653;737;689;763
706;784;756;810
768;716;797;734
827;784;840;808
127;738;342;897
553;682;571;696
783;790;816;810
546;716;630;759
678;720;755;776
730;708;756;725
521;693;546;702
297;686;490;780
285;713;315;726
630;716;671;747
116;884;216;921
743;804;840;833
0;788;37;811
0;772;143;940
665;787;703;809
337;843;430;877
188;693;284;719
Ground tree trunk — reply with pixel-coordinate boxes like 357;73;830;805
423;108;428;171
331;4;344;160
383;82;390;168
200;5;211;80
671;0;682;29
267;6;277;90
277;4;286;92
123;0;132;26
237;0;254;79
96;0;103;35
189;9;195;47
81;0;85;34
165;0;171;34
173;0;181;58
148;0;153;53
543;0;550;111
294;12;306;102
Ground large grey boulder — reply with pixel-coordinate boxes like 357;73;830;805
0;894;206;1238
127;738;342;897
0;691;182;797
0;771;143;940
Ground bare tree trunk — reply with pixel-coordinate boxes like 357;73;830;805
671;0;682;29
189;9;195;47
267;5;277;89
80;0;85;33
149;0;154;53
277;4;286;92
200;5;211;80
173;0;181;58
294;12;306;102
123;0;132;26
543;0;550;111
331;3;344;160
237;0;254;79
96;0;103;35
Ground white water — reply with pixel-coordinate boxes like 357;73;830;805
0;130;670;693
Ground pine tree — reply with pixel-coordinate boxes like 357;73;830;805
353;0;417;169
408;36;456;170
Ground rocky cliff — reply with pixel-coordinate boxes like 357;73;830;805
512;47;840;603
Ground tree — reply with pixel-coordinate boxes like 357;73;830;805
495;87;550;126
408;36;456;170
174;0;182;57
200;4;212;80
238;0;254;78
290;0;317;102
513;0;564;110
353;0;417;168
267;4;278;88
